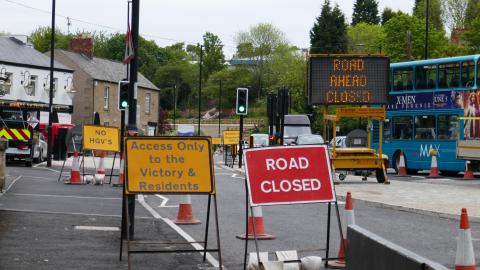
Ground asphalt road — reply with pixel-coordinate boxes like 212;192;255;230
0;157;477;269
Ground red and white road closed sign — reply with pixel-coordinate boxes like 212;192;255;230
244;145;336;206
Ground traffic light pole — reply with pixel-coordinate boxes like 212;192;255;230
126;0;140;240
239;115;244;168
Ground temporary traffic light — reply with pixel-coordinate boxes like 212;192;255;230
118;80;129;110
236;88;248;115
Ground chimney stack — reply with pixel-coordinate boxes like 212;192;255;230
69;36;94;59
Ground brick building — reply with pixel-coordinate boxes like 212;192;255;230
52;37;159;135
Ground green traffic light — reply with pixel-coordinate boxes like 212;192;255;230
238;105;245;112
121;101;128;108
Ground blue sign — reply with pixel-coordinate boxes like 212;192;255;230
387;90;463;111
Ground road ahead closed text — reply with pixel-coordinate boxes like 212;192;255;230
125;137;213;193
244;146;335;206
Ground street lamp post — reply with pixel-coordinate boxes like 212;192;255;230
424;0;429;59
47;0;55;167
217;80;222;137
172;83;177;129
198;44;203;136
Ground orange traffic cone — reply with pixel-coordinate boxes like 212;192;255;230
397;151;408;177
427;149;441;178
329;192;355;269
94;151;105;185
236;206;275;240
463;161;475;180
455;208;476;270
65;150;82;184
112;154;124;187
175;195;201;225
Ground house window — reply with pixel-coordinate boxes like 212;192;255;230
103;86;109;110
104;122;109;126
145;93;151;114
26;75;37;96
0;73;12;95
53;78;58;97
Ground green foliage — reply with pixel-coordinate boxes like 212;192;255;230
413;0;444;30
202;32;225;81
441;0;468;32
352;0;380;25
235;23;288;59
30;26;70;53
347;23;384;54
381;8;405;25
462;17;480;53
382;14;448;62
310;0;348;54
465;0;480;27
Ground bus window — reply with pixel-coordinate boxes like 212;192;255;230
393;68;414;91
383;120;391;140
415;115;436;140
437;115;458;140
461;61;475;87
439;63;460;88
392;116;413;139
415;65;436;90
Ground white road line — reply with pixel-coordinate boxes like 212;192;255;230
7;193;121;200
5;176;22;193
155;194;178;208
138;195;221;268
231;174;244;179
33;161;47;168
74;226;119;231
0;207;154;219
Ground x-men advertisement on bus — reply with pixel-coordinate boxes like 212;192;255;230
388;90;480;139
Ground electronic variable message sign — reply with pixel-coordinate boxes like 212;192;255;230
308;55;389;105
125;137;213;194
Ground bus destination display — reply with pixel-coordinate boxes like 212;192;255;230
308;56;389;105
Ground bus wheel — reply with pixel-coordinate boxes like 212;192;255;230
376;168;386;183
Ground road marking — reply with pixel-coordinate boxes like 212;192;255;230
138;195;221;268
155;194;178;208
33;161;47;168
231;174;244;179
74;226;119;231
4;176;22;193
6;193;121;200
0;208;154;219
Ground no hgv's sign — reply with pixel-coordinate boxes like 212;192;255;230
244;145;335;206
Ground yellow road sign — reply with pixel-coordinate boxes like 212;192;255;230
336;107;385;119
223;130;240;145
125;137;214;194
83;125;120;152
211;137;222;145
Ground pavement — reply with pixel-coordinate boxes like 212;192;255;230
223;160;480;222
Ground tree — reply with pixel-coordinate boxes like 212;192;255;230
347;23;384;54
441;0;468;33
381;7;405;25
352;0;380;25
310;0;348;54
383;14;448;62
413;0;444;30
30;26;71;53
462;17;480;52
465;0;480;27
202;32;225;81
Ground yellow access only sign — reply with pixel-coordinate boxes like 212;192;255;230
223;130;240;145
125;137;214;194
83;125;120;152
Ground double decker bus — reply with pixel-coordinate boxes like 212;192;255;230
380;55;480;174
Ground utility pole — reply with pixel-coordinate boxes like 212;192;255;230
424;0;429;59
47;0;55;168
198;44;203;136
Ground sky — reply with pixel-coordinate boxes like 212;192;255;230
1;0;415;57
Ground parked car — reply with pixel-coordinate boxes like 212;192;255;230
293;134;324;145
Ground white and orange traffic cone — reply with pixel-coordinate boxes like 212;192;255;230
175;195;201;225
427;149;441;178
397;151;409;177
463;161;476;180
94;151;105;185
329;192;355;269
112;154;124;187
237;206;275;240
455;208;476;270
65;150;82;184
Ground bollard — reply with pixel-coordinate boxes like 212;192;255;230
0;138;7;192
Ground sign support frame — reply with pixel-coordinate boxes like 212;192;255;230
118;136;223;269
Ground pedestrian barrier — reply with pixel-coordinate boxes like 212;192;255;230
346;225;449;270
94;151;105;185
427;149;441;178
455;208;476;270
174;194;201;225
463;161;475;180
329;192;354;268
397;151;408;177
236;206;275;240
